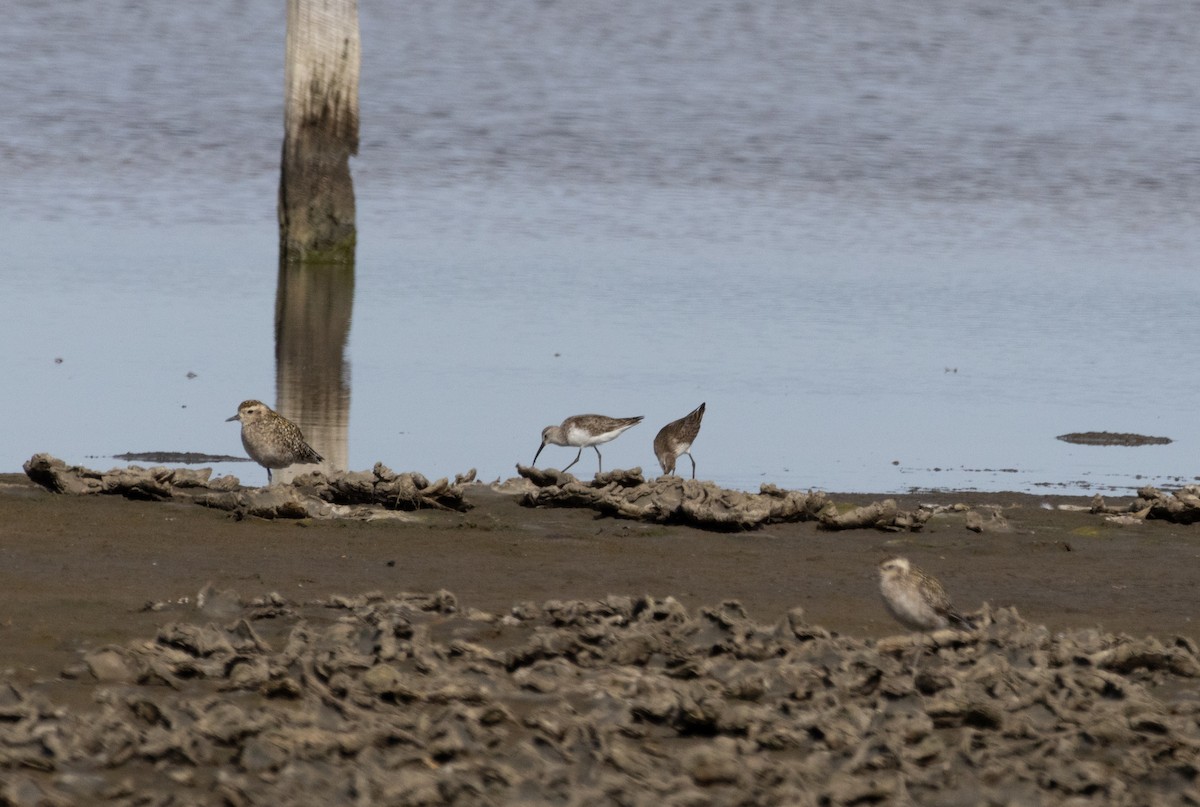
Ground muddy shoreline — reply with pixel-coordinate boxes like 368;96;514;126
3;470;1199;678
3;471;1200;803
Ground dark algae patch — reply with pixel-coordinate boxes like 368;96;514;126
1056;431;1172;446
113;451;248;463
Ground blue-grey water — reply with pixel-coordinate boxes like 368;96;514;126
3;0;1198;494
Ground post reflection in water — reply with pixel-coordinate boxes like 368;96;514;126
273;260;354;483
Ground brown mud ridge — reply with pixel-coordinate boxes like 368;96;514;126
27;453;1200;532
23;454;476;518
1092;485;1200;525
516;465;932;531
5;590;1200;805
1057;431;1173;446
25;454;934;532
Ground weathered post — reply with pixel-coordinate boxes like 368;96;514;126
275;0;358;476
279;0;360;262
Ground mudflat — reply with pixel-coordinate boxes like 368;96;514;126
2;473;1195;684
4;471;1200;804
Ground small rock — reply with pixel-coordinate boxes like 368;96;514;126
84;648;138;683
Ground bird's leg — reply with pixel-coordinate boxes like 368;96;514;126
686;452;696;480
909;635;925;689
593;446;603;473
562;448;583;473
267;468;273;486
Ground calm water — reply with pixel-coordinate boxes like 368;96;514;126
2;0;1199;494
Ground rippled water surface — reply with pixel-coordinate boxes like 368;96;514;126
3;0;1199;493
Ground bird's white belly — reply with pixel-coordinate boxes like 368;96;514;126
567;425;621;446
881;580;947;632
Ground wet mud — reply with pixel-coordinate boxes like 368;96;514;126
4;472;1200;804
6;591;1200;805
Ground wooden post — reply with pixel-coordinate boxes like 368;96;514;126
279;0;360;263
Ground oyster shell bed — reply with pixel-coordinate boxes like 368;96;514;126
23;454;932;530
515;465;930;531
4;590;1200;805
1094;486;1200;526
21;453;475;517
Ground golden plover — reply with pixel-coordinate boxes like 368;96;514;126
532;414;644;474
226;399;323;484
878;556;975;633
653;402;705;479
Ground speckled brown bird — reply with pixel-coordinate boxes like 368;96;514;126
878;556;974;632
653;402;705;479
226;399;323;484
532;414;644;474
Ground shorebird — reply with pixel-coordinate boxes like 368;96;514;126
226;399;323;484
532;414;644;474
653;402;705;479
877;556;974;633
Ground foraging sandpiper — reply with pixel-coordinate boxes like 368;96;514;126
877;556;974;632
226;399;323;484
532;414;644;474
653;402;706;479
